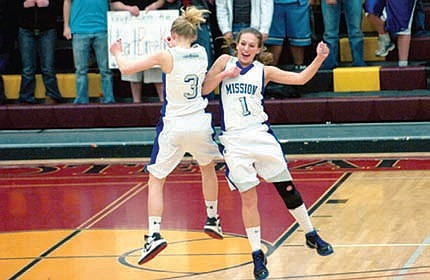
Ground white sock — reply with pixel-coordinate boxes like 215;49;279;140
380;33;390;42
148;216;161;235
398;60;408;67
245;226;261;252
289;204;314;234
205;200;218;218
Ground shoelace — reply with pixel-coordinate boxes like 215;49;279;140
315;237;328;248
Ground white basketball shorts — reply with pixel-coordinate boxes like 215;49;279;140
147;112;222;179
219;127;292;192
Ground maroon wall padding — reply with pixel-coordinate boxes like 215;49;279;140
380;66;427;90
8;106;57;129
418;98;430;118
426;4;430;31
53;106;106;128
386;37;430;61
264;99;329;124
329;98;377;123
375;97;424;121
1;97;430;130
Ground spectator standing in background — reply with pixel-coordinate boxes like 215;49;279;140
385;0;417;67
110;0;165;103
412;0;429;37
63;0;115;104
216;0;273;42
266;0;312;71
364;0;395;57
18;0;64;105
320;0;366;69
0;0;19;104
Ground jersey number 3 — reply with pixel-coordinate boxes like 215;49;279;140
183;74;199;99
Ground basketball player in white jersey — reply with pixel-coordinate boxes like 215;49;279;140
202;28;333;280
110;6;223;265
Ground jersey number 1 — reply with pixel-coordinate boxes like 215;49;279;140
239;96;251;116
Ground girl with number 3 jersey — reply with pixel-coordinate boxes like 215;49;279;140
110;6;223;265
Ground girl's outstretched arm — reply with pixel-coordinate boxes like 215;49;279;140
265;41;329;86
110;39;171;74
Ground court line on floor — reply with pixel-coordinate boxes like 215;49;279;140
273;267;430;279
394;234;430;280
8;182;147;279
1;153;429;166
334;243;430;248
273;172;351;251
79;182;147;229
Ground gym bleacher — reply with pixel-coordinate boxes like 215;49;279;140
0;0;429;161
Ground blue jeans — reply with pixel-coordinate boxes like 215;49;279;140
413;0;428;36
0;52;9;95
72;32;114;104
194;23;214;68
321;0;366;69
18;28;63;103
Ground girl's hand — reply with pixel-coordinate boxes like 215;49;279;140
224;66;241;79
164;35;177;48
316;41;329;59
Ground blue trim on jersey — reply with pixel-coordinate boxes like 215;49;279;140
225;167;239;191
149;118;165;165
236;61;255;75
160;73;167;117
267;123;289;162
208;111;222;153
219;80;226;132
261;68;266;103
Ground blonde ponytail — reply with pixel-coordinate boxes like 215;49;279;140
171;6;210;39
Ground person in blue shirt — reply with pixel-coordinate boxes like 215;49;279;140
63;0;115;104
266;0;312;71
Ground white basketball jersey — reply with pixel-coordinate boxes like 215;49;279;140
161;45;208;118
220;57;268;133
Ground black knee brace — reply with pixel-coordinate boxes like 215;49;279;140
273;181;303;209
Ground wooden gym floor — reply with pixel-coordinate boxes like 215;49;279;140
1;154;429;280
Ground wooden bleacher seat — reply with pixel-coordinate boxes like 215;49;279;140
2;73;102;100
380;66;428;90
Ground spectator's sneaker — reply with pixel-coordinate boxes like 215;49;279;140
375;37;395;57
204;216;224;239
252;250;269;280
292;64;307;72
137;233;167;265
305;230;334;256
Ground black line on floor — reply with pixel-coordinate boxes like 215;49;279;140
9;229;81;280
